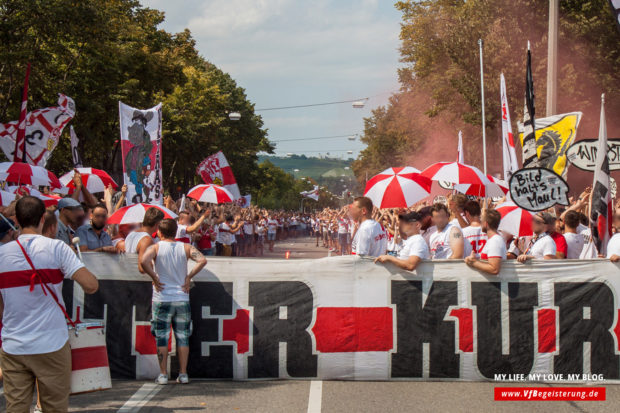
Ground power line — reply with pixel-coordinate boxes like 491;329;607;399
255;98;367;112
270;133;359;143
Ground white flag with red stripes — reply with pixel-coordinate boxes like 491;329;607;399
500;73;519;181
0;94;75;167
196;151;240;199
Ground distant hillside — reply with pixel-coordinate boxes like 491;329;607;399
258;155;355;180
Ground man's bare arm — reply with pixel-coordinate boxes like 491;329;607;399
448;227;464;259
185;244;207;278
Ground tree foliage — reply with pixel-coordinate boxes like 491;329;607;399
353;0;620;183
0;0;273;197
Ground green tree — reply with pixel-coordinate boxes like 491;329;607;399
354;0;620;183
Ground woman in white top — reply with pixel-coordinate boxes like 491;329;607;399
517;212;557;262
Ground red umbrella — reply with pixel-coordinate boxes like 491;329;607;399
187;184;234;204
60;167;117;194
0;162;61;188
363;166;431;208
421;162;491;187
453;175;509;197
496;201;534;237
107;203;178;225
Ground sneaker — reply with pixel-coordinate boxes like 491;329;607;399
176;373;189;384
156;374;168;385
34;406;43;413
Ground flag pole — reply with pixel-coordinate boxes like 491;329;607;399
478;39;487;174
14;62;31;162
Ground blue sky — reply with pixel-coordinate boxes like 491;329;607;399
141;0;402;159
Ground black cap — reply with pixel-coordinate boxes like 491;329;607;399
398;211;422;222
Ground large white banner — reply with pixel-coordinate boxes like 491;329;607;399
119;102;163;205
70;255;620;382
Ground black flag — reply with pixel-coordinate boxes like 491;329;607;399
521;43;537;167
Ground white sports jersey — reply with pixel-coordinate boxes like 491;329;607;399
564;232;585;259
606;233;620;259
462;225;487;258
351;219;387;257
267;219;278;234
480;234;506;260
153;241;189;302
429;223;461;259
125;231;152;254
243;223;254;235
0;235;84;355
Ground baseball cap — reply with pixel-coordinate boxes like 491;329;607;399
398;211;422;222
57;197;82;210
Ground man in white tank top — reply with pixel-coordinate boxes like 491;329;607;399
125;207;165;273
140;219;207;385
461;200;487;258
429;202;465;259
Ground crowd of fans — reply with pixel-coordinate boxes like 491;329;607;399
1;172;619;279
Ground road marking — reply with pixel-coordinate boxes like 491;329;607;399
307;380;322;413
118;382;163;413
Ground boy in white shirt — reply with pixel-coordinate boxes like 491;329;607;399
517;212;557;262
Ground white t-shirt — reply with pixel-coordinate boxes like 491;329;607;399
398;234;430;260
606;233;620;258
351;219;387;257
580;228;598;259
218;222;234;245
125;231;152;254
564;232;585;259
267;219;278;234
462;225;487;258
430;224;461;259
243;223;254;235
529;233;556;259
480;234;507;260
0;235;84;355
337;218;349;234
421;225;436;247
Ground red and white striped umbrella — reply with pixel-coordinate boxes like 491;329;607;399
453;175;509;198
363;166;431;208
107;203;178;225
0;162;62;188
0;189;16;206
11;186;61;207
187;184;234;204
60;168;117;194
496;201;534;237
420;162;491;187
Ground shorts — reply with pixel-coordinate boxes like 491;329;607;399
151;301;193;347
201;247;215;256
338;233;348;245
235;234;244;245
268;232;276;241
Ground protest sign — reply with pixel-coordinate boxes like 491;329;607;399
509;167;569;212
68;254;620;382
566;139;620;172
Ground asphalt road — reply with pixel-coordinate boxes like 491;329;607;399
52;380;620;412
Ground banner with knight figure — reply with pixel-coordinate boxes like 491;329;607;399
119;102;163;205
